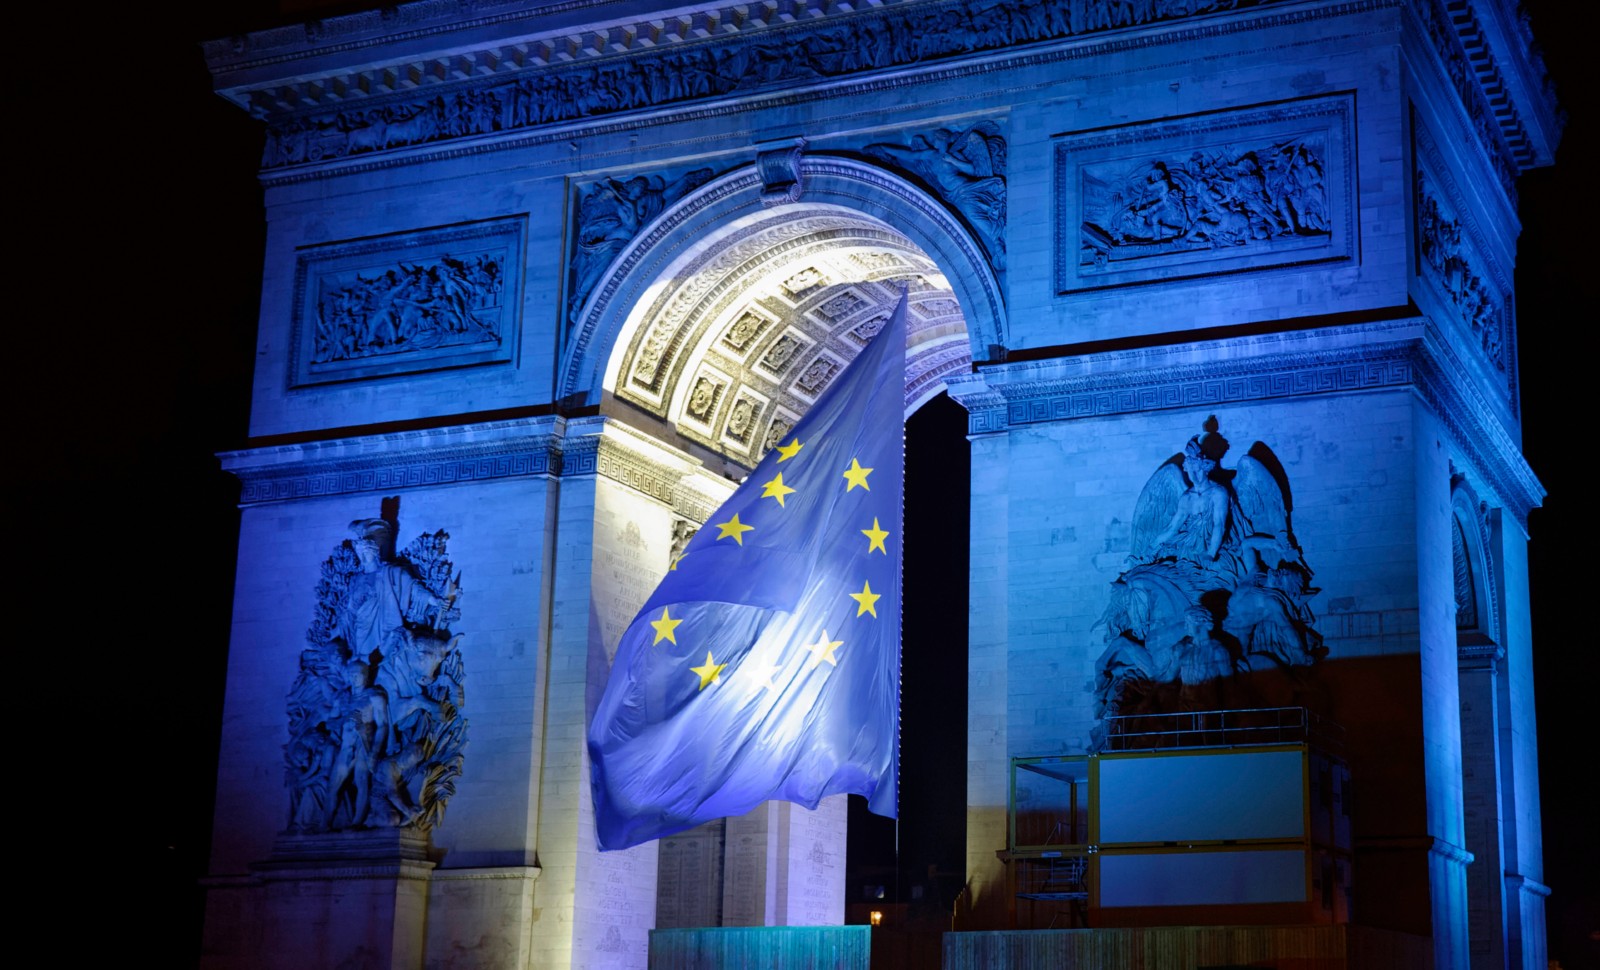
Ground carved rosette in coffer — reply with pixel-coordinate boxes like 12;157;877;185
289;217;525;386
1054;94;1355;293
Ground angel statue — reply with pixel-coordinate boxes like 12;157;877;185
284;517;467;834
1093;416;1324;731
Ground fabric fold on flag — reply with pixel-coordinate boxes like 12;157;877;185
588;293;909;851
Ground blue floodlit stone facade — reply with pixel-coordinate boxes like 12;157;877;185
201;2;1562;968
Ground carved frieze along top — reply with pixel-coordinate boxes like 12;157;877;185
213;0;1558;188
945;317;1543;528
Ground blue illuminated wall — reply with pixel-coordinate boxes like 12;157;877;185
190;2;1568;968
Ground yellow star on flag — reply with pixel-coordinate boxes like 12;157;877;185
669;553;685;571
761;472;796;507
715;513;754;545
804;629;844;668
690;651;727;690
849;580;881;617
649;607;682;645
776;437;803;462
750;663;783;692
861;517;889;554
842;457;873;492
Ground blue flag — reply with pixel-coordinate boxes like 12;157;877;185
588;294;908;851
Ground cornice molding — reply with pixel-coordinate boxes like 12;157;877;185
550;415;737;514
947;317;1542;527
220;416;566;506
220;413;738;512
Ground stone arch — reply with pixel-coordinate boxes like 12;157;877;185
1450;475;1499;646
559;155;1005;422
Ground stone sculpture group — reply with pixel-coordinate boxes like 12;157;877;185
285;518;466;834
1094;417;1324;728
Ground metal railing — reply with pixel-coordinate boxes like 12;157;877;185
1100;706;1344;754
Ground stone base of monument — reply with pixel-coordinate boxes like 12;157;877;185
201;831;437;970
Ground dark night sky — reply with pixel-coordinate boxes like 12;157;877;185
49;2;1589;964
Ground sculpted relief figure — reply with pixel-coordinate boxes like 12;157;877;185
567;168;715;329
1082;138;1331;267
865;122;1008;275
312;253;505;364
1093;416;1324;730
262;0;1259;170
285;518;466;834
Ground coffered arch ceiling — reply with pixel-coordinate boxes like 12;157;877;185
602;206;972;470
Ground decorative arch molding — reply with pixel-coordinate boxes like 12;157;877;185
1450;471;1500;653
559;154;1005;411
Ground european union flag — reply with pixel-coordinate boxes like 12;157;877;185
588;294;908;851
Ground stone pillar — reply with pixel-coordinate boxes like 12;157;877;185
533;417;732;968
955;404;1010;930
1458;643;1509;970
722;796;848;926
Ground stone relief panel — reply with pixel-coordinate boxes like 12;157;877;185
1055;95;1354;293
290;217;523;386
865;121;1007;282
568;166;717;331
1412;122;1510;381
1092;416;1324;744
286;513;466;835
256;0;1288;172
757;328;813;378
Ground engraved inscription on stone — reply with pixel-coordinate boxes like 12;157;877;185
595;513;663;661
657;820;726;929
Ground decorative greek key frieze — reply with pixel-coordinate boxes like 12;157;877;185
947;319;1542;527
291;217;524;387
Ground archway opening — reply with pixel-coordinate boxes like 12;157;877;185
593;196;975;929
